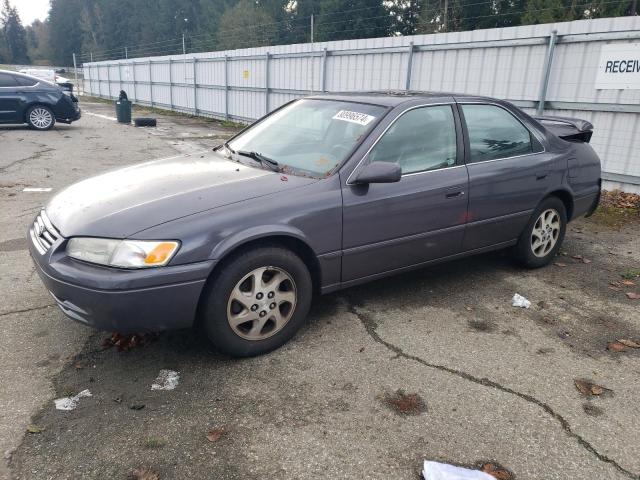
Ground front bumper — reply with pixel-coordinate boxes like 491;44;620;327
28;222;214;333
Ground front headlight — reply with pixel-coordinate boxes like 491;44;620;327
66;238;180;268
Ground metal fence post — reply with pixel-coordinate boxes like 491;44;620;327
321;48;328;92
118;62;122;94
265;52;270;115
193;57;198;115
97;65;102;98
537;30;558;115
224;55;229;120
405;42;415;91
168;59;173;111
131;61;137;103
106;63;111;99
148;60;153;107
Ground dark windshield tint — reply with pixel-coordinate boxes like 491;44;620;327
227;99;387;177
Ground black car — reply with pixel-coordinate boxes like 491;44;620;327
0;69;81;130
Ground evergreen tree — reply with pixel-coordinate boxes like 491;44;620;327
216;0;278;50
312;0;392;42
1;0;30;64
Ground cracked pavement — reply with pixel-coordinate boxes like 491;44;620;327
2;101;640;479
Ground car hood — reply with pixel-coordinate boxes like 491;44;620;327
46;151;316;238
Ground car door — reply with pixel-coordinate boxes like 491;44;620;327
0;72;23;123
459;102;557;251
341;103;469;283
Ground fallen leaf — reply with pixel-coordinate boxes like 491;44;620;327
74;362;85;370
26;425;44;434
465;306;474;311
574;379;609;396
582;258;592;264
618;339;640;348
607;341;627;352
206;427;226;443
554;262;567;267
621;280;636;286
625;292;640;300
480;462;513;480
130;404;145;410
572;254;583;260
358;347;365;353
383;390;427;415
129;466;160;480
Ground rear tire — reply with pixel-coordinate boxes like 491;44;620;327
26;105;55;130
513;196;567;268
200;247;312;357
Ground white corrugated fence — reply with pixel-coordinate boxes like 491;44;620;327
82;17;640;192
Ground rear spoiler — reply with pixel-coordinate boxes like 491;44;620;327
533;115;593;143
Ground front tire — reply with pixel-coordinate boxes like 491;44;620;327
200;247;312;357
27;105;55;130
513;196;567;268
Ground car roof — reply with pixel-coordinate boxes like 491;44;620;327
307;91;506;108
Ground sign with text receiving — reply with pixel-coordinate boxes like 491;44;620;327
595;43;640;89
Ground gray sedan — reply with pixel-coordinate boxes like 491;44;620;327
29;93;601;357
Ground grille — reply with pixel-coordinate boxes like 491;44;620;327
30;210;61;254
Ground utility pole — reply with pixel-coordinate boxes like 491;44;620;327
631;0;637;15
444;0;449;32
72;53;79;94
90;52;93;62
182;33;186;55
310;14;315;92
125;46;128;59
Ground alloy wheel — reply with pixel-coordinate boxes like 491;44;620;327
226;266;297;341
531;208;560;257
29;107;53;129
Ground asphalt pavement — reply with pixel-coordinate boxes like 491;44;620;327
1;101;639;480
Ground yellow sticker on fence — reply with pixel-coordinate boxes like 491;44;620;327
242;70;249;79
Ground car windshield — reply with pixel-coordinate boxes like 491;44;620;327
226;99;387;178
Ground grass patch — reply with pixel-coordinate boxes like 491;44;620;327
142;437;166;449
586;190;639;229
588;204;639;228
220;119;246;129
621;269;640;280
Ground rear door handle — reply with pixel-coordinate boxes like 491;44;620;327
536;172;549;180
445;190;465;198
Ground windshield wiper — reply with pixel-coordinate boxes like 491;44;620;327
236;150;280;172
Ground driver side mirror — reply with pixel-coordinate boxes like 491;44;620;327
353;161;402;184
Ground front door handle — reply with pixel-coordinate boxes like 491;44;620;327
445;190;465;198
536;172;549;180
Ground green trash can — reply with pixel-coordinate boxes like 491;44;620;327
115;99;132;124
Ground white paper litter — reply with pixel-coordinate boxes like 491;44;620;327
54;389;92;411
423;461;495;480
151;369;180;391
23;187;52;192
512;293;531;309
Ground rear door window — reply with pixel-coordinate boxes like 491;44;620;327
16;75;38;86
461;104;533;163
0;73;20;87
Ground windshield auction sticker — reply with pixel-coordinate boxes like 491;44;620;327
332;110;376;125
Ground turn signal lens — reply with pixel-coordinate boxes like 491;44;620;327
144;242;179;265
